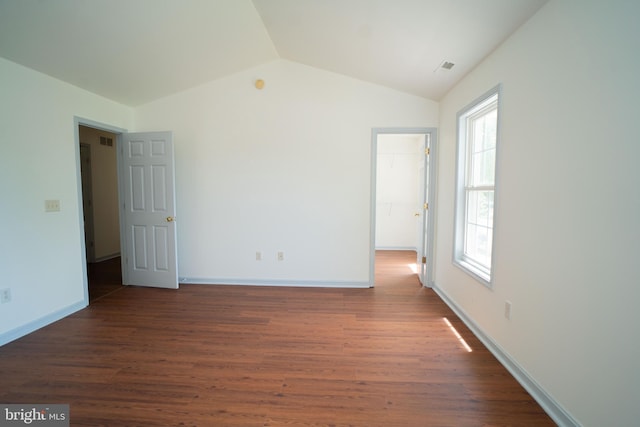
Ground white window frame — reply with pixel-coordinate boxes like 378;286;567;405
453;85;501;286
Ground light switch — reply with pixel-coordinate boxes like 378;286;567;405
45;199;61;212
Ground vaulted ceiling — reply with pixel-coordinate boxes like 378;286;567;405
0;0;547;106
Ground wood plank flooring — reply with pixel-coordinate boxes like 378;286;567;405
0;251;555;426
87;257;123;302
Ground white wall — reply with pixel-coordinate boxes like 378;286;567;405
78;126;120;261
434;1;640;426
375;134;422;250
135;59;438;285
0;58;133;342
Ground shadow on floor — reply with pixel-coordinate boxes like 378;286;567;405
87;257;123;301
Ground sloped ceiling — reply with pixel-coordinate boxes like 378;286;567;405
0;0;547;106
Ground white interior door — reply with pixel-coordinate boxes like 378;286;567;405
416;135;427;283
417;132;434;287
121;131;178;289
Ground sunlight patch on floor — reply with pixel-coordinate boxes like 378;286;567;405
443;317;473;352
408;263;418;274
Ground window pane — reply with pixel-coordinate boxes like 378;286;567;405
481;149;495;185
479;190;494;229
469;148;495;186
466;190;493;229
466;191;479;226
467;109;497;187
481;109;497;151
465;223;478;259
465;189;494;270
465;222;491;268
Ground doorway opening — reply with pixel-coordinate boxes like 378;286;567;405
78;125;123;301
75;118;179;297
75;118;128;303
370;128;437;288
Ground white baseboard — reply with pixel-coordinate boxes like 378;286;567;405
0;300;87;347
431;284;580;427
180;277;371;288
93;253;121;263
375;246;417;251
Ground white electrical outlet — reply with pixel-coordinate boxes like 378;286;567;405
0;288;11;304
256;251;262;261
504;301;512;320
277;251;284;261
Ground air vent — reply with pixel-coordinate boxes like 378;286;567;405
99;136;113;147
434;61;456;73
440;61;455;70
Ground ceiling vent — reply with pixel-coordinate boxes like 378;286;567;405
438;61;455;70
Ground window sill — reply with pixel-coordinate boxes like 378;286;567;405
453;259;492;288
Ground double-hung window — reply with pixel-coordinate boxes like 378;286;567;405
454;86;500;285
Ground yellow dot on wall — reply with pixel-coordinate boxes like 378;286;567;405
255;79;265;90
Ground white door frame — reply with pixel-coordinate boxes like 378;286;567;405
370;127;437;287
74;117;128;304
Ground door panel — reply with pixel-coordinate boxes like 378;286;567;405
418;132;435;287
416;135;427;284
416;134;429;285
122;132;178;289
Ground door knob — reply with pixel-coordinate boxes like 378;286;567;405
166;216;175;222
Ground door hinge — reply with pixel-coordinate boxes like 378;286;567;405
422;256;427;264
425;147;430;155
424;202;429;210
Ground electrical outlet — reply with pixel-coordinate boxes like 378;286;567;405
256;251;262;261
504;301;512;320
277;251;284;261
0;288;11;304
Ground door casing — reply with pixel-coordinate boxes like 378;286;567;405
370;127;437;287
74;117;128;303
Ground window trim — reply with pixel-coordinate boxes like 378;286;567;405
453;85;501;287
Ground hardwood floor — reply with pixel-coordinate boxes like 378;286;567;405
0;251;555;426
87;257;123;302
